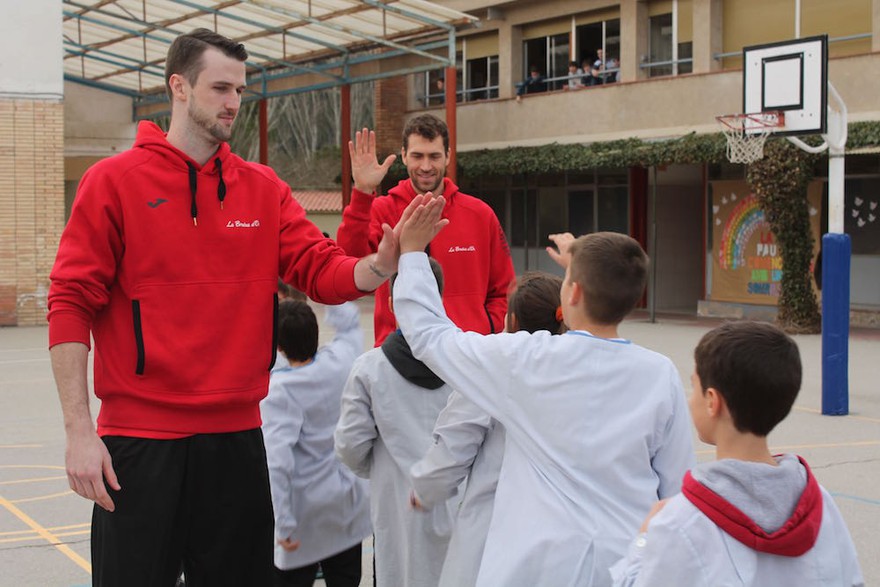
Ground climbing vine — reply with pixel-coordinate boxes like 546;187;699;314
746;139;821;333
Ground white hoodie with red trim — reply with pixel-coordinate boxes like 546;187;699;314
610;454;864;586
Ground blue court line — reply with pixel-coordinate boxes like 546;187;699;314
830;492;880;507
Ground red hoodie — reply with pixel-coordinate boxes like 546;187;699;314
48;121;363;439
337;178;515;345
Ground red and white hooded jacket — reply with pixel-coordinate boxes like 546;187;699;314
48;121;364;439
610;455;863;586
336;178;515;345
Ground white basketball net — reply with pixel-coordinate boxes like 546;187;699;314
717;113;781;164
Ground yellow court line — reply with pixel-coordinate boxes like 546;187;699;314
0;444;43;449
0;493;91;574
0;522;89;537
793;406;880;425
0;529;89;545
0;465;65;470
12;490;75;504
0;475;67;486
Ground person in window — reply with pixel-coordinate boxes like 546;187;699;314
564;61;585;90
515;65;546;100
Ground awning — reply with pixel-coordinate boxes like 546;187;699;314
62;0;478;112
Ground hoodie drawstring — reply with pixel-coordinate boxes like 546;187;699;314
216;157;227;210
187;162;198;226
186;159;228;226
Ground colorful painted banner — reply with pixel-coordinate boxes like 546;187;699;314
709;180;822;305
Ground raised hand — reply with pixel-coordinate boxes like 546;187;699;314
400;194;449;253
546;232;577;269
349;128;397;194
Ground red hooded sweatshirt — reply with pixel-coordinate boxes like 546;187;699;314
337;178;515;345
48;121;363;439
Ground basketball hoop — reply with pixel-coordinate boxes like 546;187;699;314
716;112;784;164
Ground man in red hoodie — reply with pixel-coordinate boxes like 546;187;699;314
336;114;515;345
47;29;441;587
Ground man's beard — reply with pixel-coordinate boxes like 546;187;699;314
409;170;445;195
189;101;234;142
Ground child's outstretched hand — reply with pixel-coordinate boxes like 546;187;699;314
546;232;576;269
399;194;449;253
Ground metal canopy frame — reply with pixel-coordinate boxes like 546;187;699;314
62;0;477;115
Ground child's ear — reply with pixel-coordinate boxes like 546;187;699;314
567;280;583;308
705;387;724;418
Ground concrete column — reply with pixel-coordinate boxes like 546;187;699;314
498;22;521;100
874;0;880;52
620;0;649;82
693;0;723;73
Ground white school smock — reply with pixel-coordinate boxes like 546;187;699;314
335;346;456;587
609;486;863;586
393;252;696;587
410;391;505;587
260;302;371;571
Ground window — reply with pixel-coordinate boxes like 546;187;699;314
649;13;674;77
522;33;570;92
465;56;499;101
575;18;621;83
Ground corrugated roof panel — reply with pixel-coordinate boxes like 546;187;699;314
62;0;477;99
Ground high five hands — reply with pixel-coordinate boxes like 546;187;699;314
399;193;449;254
349;128;396;194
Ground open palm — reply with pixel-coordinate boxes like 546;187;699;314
350;128;396;193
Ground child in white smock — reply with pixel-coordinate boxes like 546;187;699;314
335;258;457;587
409;271;565;587
610;321;863;587
392;201;694;587
261;300;371;587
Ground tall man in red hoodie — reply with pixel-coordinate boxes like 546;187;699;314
336;114;515;345
47;29;439;587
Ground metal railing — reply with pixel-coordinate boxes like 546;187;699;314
713;32;871;60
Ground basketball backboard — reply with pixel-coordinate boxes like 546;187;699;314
742;35;828;136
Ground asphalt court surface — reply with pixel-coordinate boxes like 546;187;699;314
1;305;878;586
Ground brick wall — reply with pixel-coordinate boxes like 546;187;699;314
374;75;407;185
0;99;65;326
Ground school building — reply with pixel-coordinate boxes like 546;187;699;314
3;0;879;325
389;0;879;322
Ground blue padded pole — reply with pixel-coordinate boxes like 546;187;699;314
821;232;850;415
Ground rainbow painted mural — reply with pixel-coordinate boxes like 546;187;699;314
718;194;770;269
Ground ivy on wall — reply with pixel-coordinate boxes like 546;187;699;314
746;140;821;333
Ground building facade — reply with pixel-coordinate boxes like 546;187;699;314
386;0;880;319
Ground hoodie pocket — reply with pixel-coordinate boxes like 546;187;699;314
131;279;275;394
131;300;145;375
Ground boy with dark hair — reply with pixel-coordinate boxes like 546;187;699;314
336;113;515;346
610;321;863;587
262;300;371;587
335;258;458;587
391;212;694;587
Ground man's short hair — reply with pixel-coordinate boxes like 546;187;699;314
165;28;248;99
403;114;449;153
277;300;318;362
390;257;444;296
568;232;648;325
695;321;802;437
